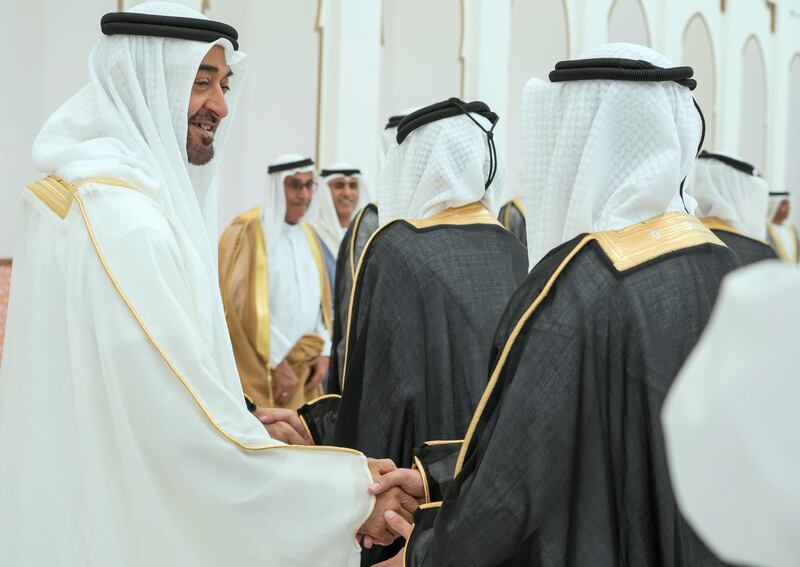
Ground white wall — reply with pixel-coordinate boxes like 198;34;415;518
682;14;717;150
205;0;320;227
740;36;769;175
4;0;800;258
608;0;651;46
506;0;569;199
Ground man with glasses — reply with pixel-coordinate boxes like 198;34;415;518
219;154;333;412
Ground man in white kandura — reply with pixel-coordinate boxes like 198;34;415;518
219;154;334;410
309;162;369;287
0;3;414;566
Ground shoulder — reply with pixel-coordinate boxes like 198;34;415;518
220;207;262;244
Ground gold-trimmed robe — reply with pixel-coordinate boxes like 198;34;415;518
219;207;332;408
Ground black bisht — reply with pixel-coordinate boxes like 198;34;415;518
333;219;527;462
709;228;777;266
328;203;380;392
405;220;741;566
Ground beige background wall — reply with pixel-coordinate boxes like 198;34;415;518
4;0;800;257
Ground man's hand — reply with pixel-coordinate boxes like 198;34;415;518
252;407;309;445
272;359;300;405
369;467;425;501
372;511;414;567
306;355;330;392
360;487;417;546
359;458;419;546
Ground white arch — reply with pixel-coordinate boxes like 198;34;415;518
682;12;717;150
786;54;800;225
505;0;569;201
739;35;768;176
377;0;462;126
607;0;651;47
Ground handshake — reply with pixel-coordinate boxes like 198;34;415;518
252;407;425;562
360;458;424;548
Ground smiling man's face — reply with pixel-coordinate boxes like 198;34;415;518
187;45;231;165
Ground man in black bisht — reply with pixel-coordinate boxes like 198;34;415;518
371;44;739;567
300;99;528;564
688;150;777;266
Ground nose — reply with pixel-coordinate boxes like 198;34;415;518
205;86;229;119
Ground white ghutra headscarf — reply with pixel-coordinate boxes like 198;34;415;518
521;43;703;268
378;104;503;224
1;3;374;565
261;153;316;253
686;152;769;240
308;162;370;255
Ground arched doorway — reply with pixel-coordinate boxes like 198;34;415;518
506;0;569;201
682;13;717;150
786;54;800;225
739;35;768;176
607;0;650;47
378;0;462;126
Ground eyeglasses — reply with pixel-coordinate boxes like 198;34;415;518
284;178;317;192
330;180;360;190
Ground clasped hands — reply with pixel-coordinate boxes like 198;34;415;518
252;407;423;559
271;356;329;406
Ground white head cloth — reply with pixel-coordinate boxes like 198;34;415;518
378;104;503;224
521;43;702;268
663;261;800;567
1;3;373;565
308;162;369;254
31;1;246;382
261;153;316;252
378;124;399;175
767;193;791;223
686;153;769;240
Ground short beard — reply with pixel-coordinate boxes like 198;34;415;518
186;108;218;166
187;135;214;166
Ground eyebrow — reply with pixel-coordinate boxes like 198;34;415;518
197;64;234;78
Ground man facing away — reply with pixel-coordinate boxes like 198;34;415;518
372;44;739;567
300;98;529;564
0;4;415;565
687;150;776;265
219;154;333;409
327;115;406;392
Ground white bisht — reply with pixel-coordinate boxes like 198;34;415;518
686;152;769;240
663;261;800;567
0;3;373;566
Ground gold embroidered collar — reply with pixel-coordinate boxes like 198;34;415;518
593;212;725;272
406;201;502;229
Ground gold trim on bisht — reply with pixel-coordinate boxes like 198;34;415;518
301;223;334;335
407;201;503;229
455;212;727;475
65;176;362;457
501;199;525;229
340;201;501;391
348;204;370;281
593;212;724;272
26;176;135;219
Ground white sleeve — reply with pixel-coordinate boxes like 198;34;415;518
82;186;374;566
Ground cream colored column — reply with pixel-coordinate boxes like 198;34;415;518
317;0;382;188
